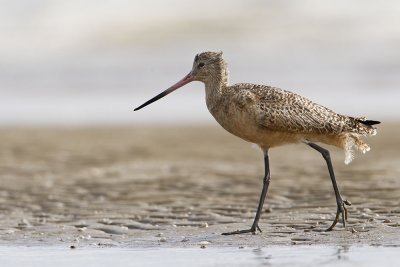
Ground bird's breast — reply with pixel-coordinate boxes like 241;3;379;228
207;97;261;142
206;96;305;148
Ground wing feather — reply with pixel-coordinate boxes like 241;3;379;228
231;84;351;134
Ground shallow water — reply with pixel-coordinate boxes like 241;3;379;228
0;245;399;267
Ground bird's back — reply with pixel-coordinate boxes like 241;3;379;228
229;83;376;135
218;83;379;164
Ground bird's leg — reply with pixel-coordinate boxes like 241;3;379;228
306;142;351;231
222;151;271;235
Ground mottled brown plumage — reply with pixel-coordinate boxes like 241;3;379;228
134;51;380;235
194;52;378;164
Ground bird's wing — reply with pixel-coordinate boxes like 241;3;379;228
233;84;351;134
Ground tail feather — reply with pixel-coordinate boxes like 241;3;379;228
352;117;380;136
358;119;381;126
344;134;372;165
343;117;380;164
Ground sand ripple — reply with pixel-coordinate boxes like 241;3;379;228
0;126;399;247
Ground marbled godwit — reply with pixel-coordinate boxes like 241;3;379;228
134;51;380;235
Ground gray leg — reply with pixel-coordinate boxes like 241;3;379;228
222;151;271;235
306;142;351;230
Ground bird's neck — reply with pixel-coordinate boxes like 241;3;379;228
204;63;229;96
205;74;229;111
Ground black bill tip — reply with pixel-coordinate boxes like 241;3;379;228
133;89;171;111
133;72;193;112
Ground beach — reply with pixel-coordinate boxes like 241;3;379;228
1;1;399;266
0;124;399;248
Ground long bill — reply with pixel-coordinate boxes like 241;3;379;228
134;72;194;111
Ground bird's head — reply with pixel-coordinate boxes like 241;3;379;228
190;51;228;83
134;51;228;111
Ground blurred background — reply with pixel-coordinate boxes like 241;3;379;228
1;0;399;126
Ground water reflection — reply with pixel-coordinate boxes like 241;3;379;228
335;245;350;261
252;247;272;266
0;245;399;267
248;245;399;267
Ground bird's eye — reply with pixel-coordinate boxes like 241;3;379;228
198;62;205;68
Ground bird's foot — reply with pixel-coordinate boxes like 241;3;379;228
326;199;352;231
222;225;262;235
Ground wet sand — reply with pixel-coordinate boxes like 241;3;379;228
0;124;399;248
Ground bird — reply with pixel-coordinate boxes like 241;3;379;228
134;51;380;235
